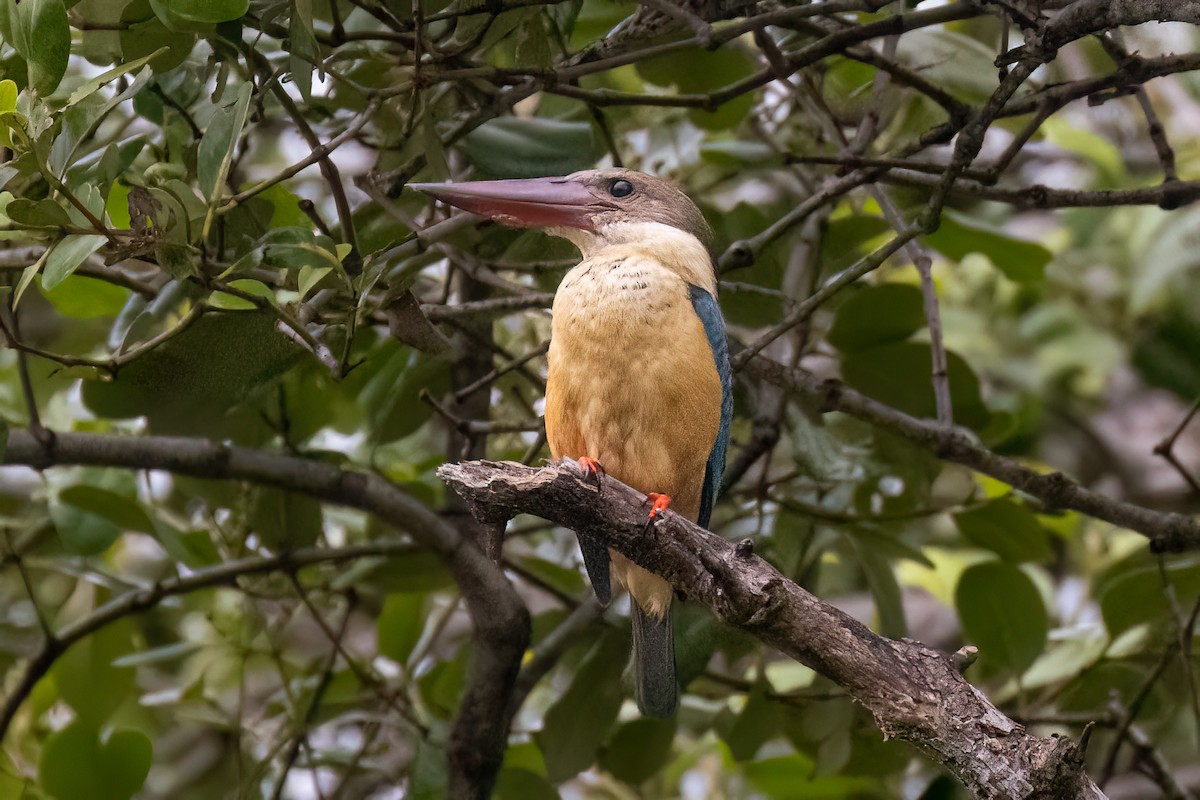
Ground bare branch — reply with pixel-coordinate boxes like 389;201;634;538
743;356;1200;553
439;458;1107;800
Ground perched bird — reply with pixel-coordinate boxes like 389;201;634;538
413;169;732;717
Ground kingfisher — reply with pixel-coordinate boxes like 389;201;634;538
413;169;732;717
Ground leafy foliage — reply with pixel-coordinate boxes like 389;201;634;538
0;1;1199;798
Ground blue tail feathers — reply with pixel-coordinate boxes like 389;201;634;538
631;601;677;717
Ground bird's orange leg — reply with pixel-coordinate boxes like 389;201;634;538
578;456;605;481
577;456;605;497
645;492;672;519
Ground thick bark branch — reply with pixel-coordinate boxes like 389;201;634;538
1;429;528;799
439;458;1107;800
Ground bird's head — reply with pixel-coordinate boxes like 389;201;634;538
411;168;713;263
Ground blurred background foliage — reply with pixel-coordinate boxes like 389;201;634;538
1;0;1200;798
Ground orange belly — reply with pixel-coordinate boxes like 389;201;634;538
545;258;721;616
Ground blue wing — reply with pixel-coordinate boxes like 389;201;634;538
687;284;732;529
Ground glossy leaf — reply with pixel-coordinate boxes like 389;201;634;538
40;722;152;800
42;234;106;290
248;485;322;549
50;618;136;725
463;117;603;179
953;498;1053;563
493;768;560;800
165;0;247;22
840;341;990;430
198;82;252;200
12;0;70;95
377;592;426;664
81;310;303;437
720;682;780;762
1099;552;1200;635
955;561;1047;675
599;718;676;784
57;484;154;534
923;210;1051;285
828;283;925;353
536;627;628;783
744;754;885;799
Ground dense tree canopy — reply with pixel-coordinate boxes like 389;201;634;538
3;0;1200;798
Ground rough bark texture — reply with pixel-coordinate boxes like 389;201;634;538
439;458;1108;800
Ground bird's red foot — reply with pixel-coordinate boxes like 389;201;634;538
645;492;672;520
578;456;605;496
578;456;605;481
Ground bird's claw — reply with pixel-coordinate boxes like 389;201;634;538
578;456;605;496
643;493;671;535
645;492;671;519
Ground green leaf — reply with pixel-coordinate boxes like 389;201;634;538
0;78;15;148
152;522;221;568
165;0;247;22
298;265;333;299
828;283;925;353
1130;206;1200;314
356;346;452;444
819;215;892;274
1099;551;1200;636
507;554;585;598
636;43;758;130
536;627;628;783
743;754;885;799
1059;661;1167;720
847;535;907;638
599;718;676;784
12;0;70;96
42;234;106;290
0;79;15;112
248;485;323;549
719;682;779;762
923;210;1051;285
463;117;603;179
409;739;448;800
41;272;129;319
81;311;303;437
111;640;202;668
493;768;559;800
377;592;426;665
893;29;999;105
840;341;990;430
289;0;319;101
953;498;1053;563
40;722;152;800
49;470;140;555
198;81;252;200
6;197;73;228
955;561;1047;675
154;241;198;280
65;49;167;108
50;618;136;725
1042;117;1125;184
58;484;155;534
344;550;454;594
210;278;274;310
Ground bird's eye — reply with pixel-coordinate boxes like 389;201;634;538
609;179;634;198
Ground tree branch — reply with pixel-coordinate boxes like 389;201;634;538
0;429;528;799
438;458;1107;800
743;356;1200;553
